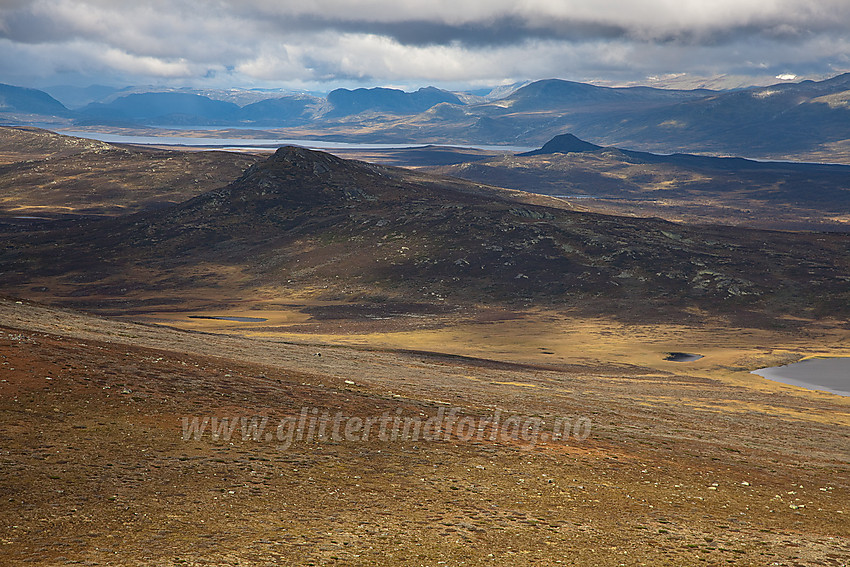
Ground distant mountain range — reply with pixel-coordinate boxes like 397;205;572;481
589;73;850;157
40;84;124;109
3;74;850;161
325;86;461;117
0;83;73;117
76;92;243;126
0;84;465;127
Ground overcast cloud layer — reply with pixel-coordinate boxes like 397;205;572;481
1;0;849;91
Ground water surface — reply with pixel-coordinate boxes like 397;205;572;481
752;357;850;396
188;315;268;323
54;130;533;153
664;352;704;362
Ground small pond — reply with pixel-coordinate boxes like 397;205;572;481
752;357;850;397
664;352;704;362
188;315;268;323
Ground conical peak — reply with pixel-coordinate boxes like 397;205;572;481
519;133;602;156
209;144;392;210
539;134;602;153
264;145;346;175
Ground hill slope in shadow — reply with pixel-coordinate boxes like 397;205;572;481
1;146;849;323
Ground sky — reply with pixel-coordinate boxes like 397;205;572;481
1;0;850;93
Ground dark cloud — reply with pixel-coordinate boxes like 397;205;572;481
0;1;848;89
267;15;629;47
0;7;71;43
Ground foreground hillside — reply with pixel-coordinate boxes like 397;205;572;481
1;297;848;566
